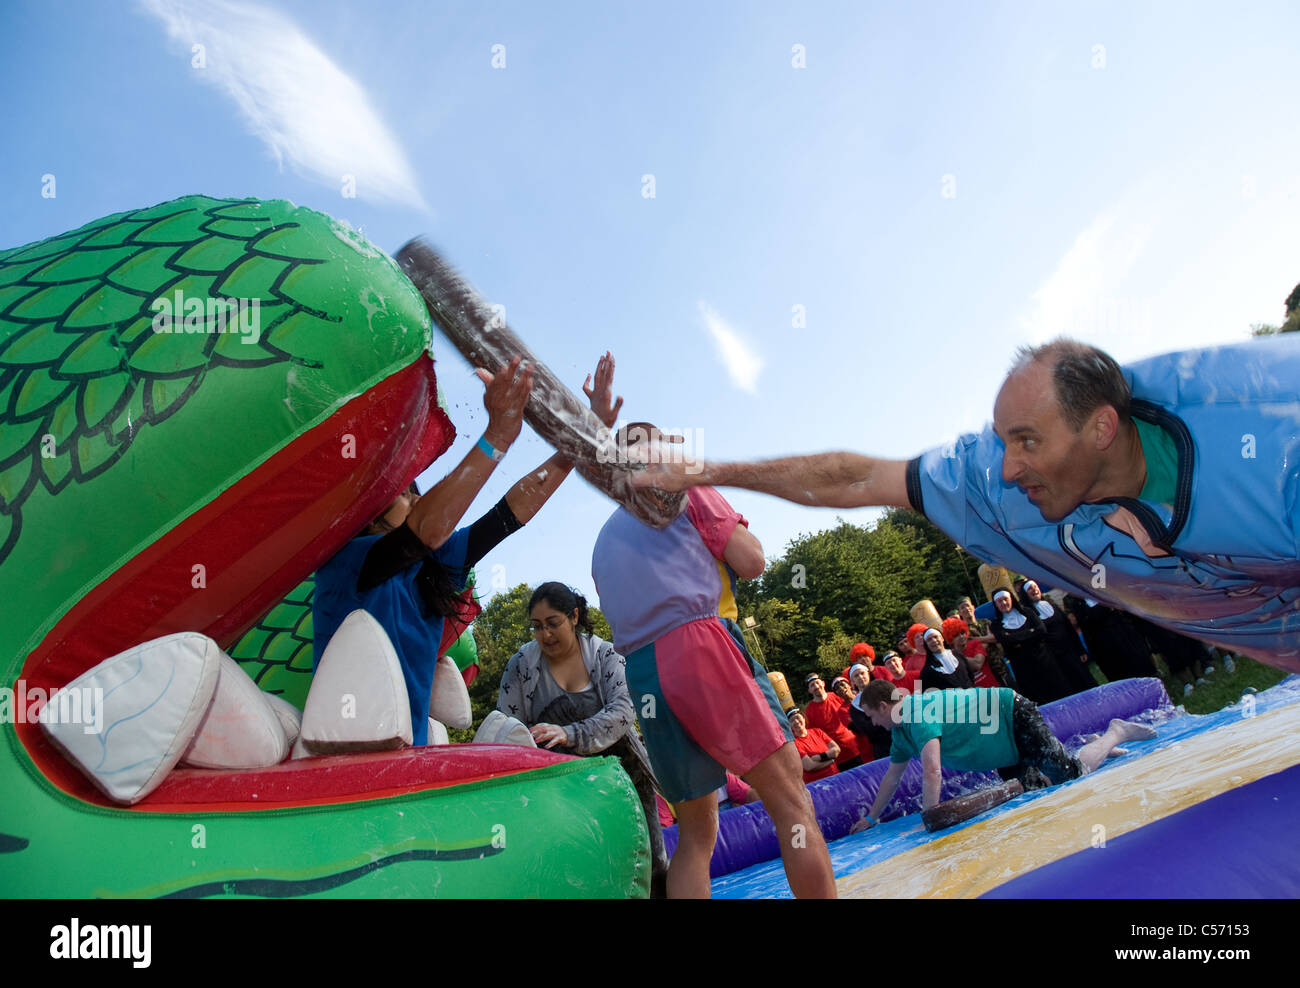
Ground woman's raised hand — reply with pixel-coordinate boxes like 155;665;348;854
582;351;623;429
477;356;534;449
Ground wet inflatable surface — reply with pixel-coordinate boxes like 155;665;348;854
711;677;1300;898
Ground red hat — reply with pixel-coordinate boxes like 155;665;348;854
941;617;968;643
849;642;875;664
906;623;929;650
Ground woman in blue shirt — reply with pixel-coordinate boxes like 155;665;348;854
314;354;621;745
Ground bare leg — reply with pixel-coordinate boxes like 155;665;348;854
1082;732;1130;757
744;743;837;898
668;794;719;899
1077;718;1156;773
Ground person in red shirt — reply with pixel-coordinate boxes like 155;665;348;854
895;632;915;661
903;623;930;676
871;650;919;695
942;616;1002;689
849;663;873;694
803;674;863;769
788;708;839;783
837;645;873;695
846;642;875;679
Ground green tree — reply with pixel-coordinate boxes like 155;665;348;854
878;507;986;614
1250;280;1300;336
735;511;975;698
815;627;857;680
464;583;533;736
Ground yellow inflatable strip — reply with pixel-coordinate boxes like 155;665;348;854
838;702;1300;898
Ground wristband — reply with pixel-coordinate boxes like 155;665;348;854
864;815;879;825
476;435;505;462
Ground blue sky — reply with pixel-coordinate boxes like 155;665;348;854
4;0;1300;613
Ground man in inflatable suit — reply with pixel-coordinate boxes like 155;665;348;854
634;336;1300;674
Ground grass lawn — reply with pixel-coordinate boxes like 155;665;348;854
1087;650;1289;715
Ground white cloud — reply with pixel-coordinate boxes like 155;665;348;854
1021;207;1154;349
1020;172;1300;364
698;301;763;394
141;0;427;210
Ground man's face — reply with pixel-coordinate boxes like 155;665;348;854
887;654;906;678
993;360;1102;522
1024;581;1042;602
789;712;807;737
808;678;826;702
958;600;976;624
867;702;897;731
850;667;872;692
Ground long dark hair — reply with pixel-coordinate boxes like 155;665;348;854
529;582;594;636
366;482;420;537
366;482;465;620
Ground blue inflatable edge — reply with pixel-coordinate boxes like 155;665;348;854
981;760;1300;898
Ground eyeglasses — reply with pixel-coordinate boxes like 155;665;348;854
530;617;570;635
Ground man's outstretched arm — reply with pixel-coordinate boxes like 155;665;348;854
850;758;908;832
633;452;913;510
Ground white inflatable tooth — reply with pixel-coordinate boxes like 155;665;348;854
300;609;413;752
40;633;221;805
427;718;450;746
473;710;537;747
263;692;303;747
429;654;472;729
181;652;290;769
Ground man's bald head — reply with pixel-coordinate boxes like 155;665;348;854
1009;339;1131;431
995;338;1138;520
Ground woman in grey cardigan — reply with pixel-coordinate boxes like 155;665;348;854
498;582;668;894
